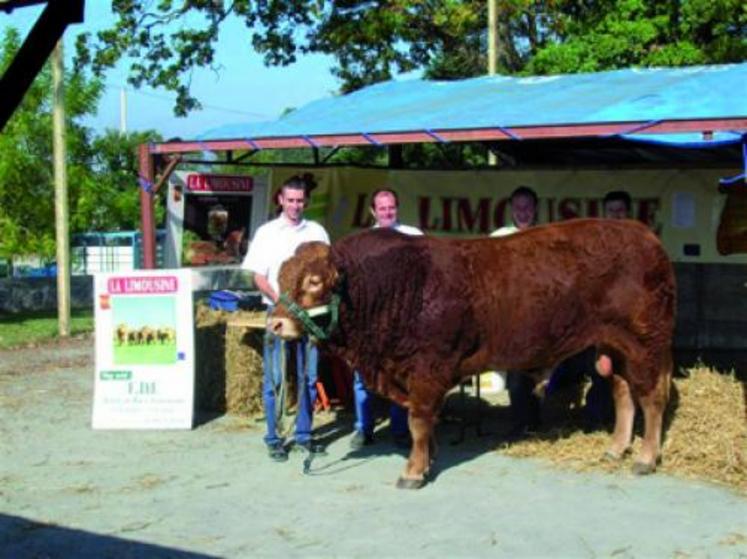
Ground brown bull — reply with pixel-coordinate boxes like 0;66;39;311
269;219;675;489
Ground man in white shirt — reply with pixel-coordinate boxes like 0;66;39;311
350;188;423;450
242;176;330;461
581;189;632;429
489;185;538;237
603;190;632;220
546;189;634;433
489;185;543;439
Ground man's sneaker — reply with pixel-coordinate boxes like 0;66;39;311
349;431;374;450
267;442;288;462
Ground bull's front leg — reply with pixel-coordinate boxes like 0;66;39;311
396;414;435;490
393;366;451;489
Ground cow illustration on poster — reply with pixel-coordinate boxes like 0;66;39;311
111;296;178;365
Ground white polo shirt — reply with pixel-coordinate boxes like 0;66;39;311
375;222;424;236
242;216;330;303
489;225;519;237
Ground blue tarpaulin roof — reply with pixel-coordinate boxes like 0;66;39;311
197;63;747;147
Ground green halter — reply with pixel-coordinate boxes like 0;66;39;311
277;292;341;341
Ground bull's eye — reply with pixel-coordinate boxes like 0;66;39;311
302;274;324;294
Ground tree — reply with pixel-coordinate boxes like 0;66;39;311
525;0;747;74
74;129;163;233
75;1;747;117
0;27;103;259
0;27;161;260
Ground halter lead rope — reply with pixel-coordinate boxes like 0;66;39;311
264;332;290;439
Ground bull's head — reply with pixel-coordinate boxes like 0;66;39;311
268;242;340;341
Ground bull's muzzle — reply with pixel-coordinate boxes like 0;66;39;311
267;316;300;339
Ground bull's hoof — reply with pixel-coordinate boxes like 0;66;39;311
601;450;622;462
601;448;631;462
632;461;656;475
396;476;427;490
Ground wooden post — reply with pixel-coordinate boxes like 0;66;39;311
487;0;498;167
388;144;403;169
488;0;497;75
52;39;70;336
138;144;157;269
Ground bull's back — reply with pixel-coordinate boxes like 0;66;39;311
444;219;674;368
457;218;672;298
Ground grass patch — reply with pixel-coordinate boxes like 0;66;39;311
114;342;178;365
0;308;94;349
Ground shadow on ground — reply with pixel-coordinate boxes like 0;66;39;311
0;514;219;559
301;384;624;484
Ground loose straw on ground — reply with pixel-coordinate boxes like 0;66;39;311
501;366;746;494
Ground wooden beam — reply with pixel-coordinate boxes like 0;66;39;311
0;0;85;131
148;118;747;154
0;1;50;13
151;155;181;195
138;144;157;269
388;145;403;169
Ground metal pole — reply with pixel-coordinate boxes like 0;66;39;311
52;39;70;337
487;0;498;166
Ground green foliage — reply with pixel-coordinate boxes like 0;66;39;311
76;129;164;232
526;0;747;74
0;27;162;260
75;1;746;117
0;308;93;349
0;28;103;259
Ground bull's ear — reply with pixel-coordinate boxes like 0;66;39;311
326;266;340;289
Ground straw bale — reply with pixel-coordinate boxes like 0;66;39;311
194;303;266;417
224;314;265;416
661;366;746;492
194;304;229;413
500;367;747;494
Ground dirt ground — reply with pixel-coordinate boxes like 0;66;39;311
1;337;746;558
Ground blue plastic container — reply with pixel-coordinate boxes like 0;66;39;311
209;290;240;312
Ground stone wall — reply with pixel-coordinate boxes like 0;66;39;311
0;276;93;314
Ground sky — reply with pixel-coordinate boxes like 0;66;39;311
112;296;175;330
1;2;341;139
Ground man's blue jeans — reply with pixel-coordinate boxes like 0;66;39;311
353;371;408;437
263;332;318;447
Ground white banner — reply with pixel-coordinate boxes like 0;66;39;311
92;269;195;429
268;166;747;264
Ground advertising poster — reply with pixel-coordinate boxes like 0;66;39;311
92;269;195;429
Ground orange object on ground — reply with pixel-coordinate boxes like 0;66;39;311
315;381;331;411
